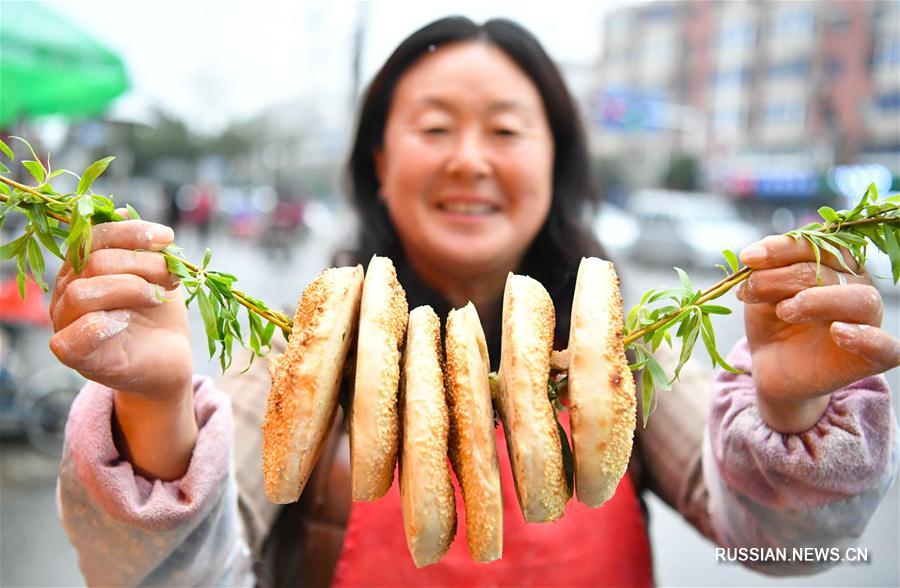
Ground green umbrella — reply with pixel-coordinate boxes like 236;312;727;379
0;1;129;126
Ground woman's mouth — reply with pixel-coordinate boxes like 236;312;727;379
437;201;501;215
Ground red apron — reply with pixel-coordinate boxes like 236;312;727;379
333;411;653;587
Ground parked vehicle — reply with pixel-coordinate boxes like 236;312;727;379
0;276;84;457
593;202;640;261
626;190;763;269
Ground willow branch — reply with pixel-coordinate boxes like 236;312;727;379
0;183;294;337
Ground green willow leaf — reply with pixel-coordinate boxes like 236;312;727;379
26;238;47;291
700;313;742;374
676;323;700;379
76;157;115;195
164;254;191;279
674;266;692;291
22;161;45;184
640;364;655;427
262;321;277;346
0;233;28;259
197;289;218;358
15;249;27;298
700;304;731;315
884;226;900;284
722;249;739;274
0;139;14;161
802;234;823;285
556;419;574;494
646;354;672;391
818;206;839;223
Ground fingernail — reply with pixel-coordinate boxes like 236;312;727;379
151;285;167;304
147;225;174;245
776;300;799;321
737;280;756;303
741;245;767;265
832;322;867;342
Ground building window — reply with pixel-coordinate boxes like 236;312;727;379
767;58;812;78
771;7;815;38
875;38;900;67
826;57;845;79
717;22;756;48
878;92;900;111
765;102;806;127
714;108;743;129
712;67;751;87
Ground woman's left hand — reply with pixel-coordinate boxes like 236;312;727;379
736;235;900;433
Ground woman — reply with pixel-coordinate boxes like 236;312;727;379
51;17;898;587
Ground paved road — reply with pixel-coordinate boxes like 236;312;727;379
1;233;897;586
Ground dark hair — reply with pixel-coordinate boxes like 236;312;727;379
345;16;606;347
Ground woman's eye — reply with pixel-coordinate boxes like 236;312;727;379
493;128;518;137
424;127;449;135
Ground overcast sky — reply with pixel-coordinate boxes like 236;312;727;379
46;1;634;133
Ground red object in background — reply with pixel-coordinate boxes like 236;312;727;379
0;278;51;326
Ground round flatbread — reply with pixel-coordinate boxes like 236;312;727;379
350;255;409;501
444;302;503;563
567;257;636;507
399;305;457;568
497;273;569;523
262;265;364;504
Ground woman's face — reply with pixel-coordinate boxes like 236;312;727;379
376;41;554;277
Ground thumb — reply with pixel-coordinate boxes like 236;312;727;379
830;322;900;371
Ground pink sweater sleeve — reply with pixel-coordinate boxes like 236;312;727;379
702;338;898;574
57;376;253;586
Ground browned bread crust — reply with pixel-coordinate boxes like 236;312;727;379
444;303;503;563
399;306;457;567
497;273;569;523
567;257;636;507
350;255;409;501
262;265;364;504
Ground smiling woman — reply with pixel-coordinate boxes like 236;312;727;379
50;14;899;588
347;17;604;357
375;41;554;304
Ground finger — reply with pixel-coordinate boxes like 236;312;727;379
51;211;171;308
55;248;178;295
89;219;174;253
49;309;132;371
52;274;168;331
830;322;900;372
736;262;870;304
774;284;883;326
740;235;859;273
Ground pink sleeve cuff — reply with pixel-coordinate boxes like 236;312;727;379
64;376;234;531
708;338;896;509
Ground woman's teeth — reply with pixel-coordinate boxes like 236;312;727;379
440;202;495;214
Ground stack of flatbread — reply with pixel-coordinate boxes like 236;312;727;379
262;256;636;567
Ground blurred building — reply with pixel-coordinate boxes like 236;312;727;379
591;0;900;198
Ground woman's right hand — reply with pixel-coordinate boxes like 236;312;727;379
50;216;200;479
49;218;193;401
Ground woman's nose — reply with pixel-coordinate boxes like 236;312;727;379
446;130;491;179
